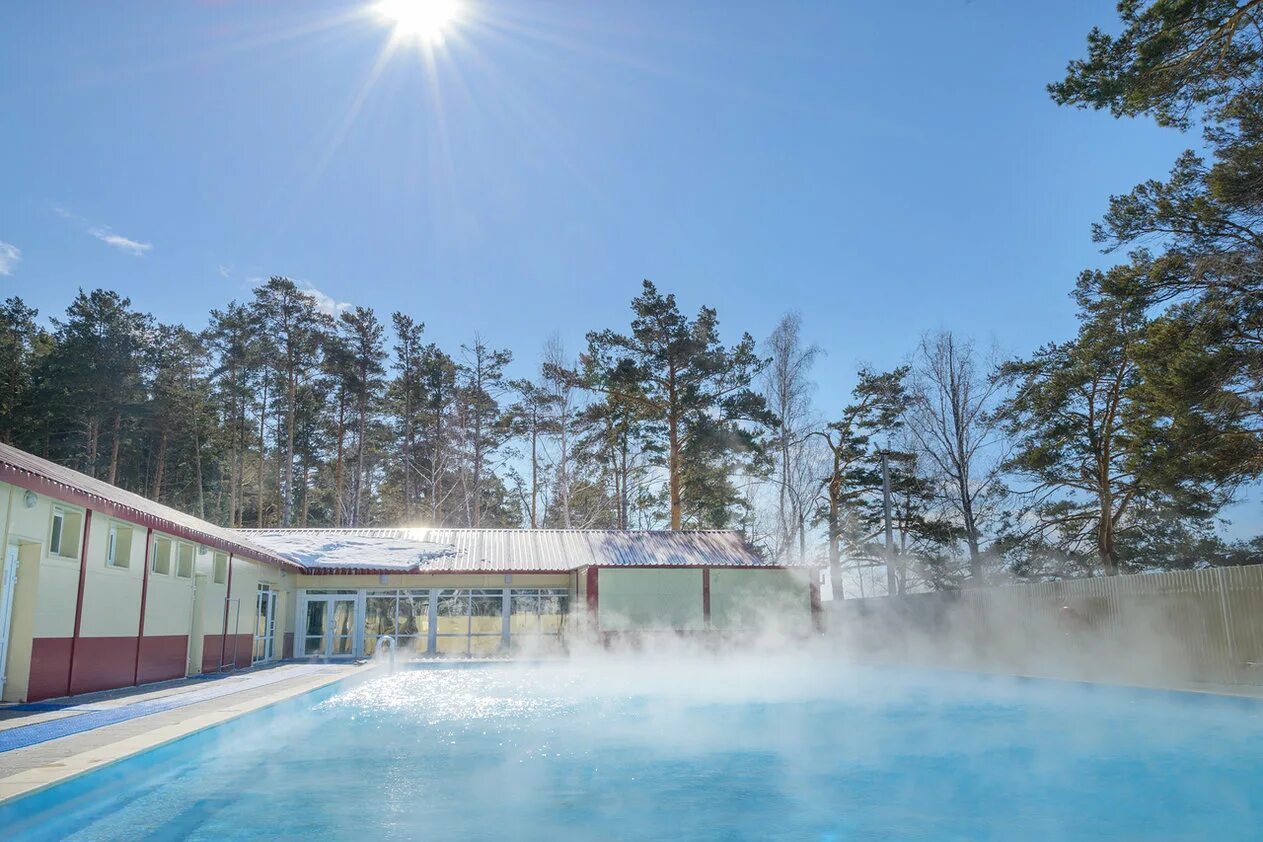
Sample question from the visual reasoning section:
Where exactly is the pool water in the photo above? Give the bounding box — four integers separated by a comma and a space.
4, 656, 1262, 840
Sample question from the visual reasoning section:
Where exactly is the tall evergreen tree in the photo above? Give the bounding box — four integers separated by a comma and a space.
43, 290, 150, 480
251, 278, 333, 527
579, 280, 773, 529
0, 297, 44, 447
456, 338, 512, 527
340, 306, 386, 527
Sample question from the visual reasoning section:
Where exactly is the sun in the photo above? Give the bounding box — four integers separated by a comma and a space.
375, 0, 461, 42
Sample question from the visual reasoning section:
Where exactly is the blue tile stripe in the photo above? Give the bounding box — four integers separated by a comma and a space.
0, 666, 328, 754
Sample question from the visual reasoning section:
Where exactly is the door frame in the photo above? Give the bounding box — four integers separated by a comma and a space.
0, 543, 19, 698
254, 584, 277, 663
298, 592, 358, 658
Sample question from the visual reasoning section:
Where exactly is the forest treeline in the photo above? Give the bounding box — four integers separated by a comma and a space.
3, 1, 1263, 591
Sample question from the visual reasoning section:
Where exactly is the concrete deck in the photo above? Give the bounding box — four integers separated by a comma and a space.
0, 661, 361, 804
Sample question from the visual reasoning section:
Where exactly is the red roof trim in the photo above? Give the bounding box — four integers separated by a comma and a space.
0, 462, 295, 572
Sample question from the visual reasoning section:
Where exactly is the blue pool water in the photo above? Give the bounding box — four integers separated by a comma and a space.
3, 657, 1262, 840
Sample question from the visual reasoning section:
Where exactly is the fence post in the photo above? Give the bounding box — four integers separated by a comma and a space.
1216, 566, 1238, 681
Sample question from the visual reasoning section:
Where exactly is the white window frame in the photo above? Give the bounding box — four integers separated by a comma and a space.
174, 542, 195, 580
106, 525, 117, 566
49, 507, 65, 557
105, 522, 133, 569
151, 537, 172, 576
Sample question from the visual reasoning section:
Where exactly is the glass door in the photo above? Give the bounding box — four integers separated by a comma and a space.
253, 585, 276, 663
303, 598, 329, 656
329, 597, 356, 656
302, 595, 358, 657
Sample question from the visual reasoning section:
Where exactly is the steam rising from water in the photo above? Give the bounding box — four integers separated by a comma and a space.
11, 653, 1263, 840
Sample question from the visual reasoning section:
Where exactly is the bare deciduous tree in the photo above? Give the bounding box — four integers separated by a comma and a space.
760, 312, 821, 561
903, 330, 1006, 583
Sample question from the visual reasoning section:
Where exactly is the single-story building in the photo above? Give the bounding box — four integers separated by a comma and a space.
0, 442, 819, 702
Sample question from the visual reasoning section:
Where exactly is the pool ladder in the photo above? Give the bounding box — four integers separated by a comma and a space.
377, 635, 397, 672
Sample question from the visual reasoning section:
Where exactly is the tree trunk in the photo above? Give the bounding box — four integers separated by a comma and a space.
529, 417, 538, 528
334, 398, 346, 528
257, 379, 268, 528
472, 411, 483, 528
152, 429, 168, 503
85, 416, 100, 478
299, 455, 311, 527
107, 412, 122, 485
355, 371, 368, 527
618, 433, 630, 530
432, 409, 445, 526
1098, 488, 1118, 575
827, 449, 842, 592
283, 362, 296, 527
667, 409, 681, 530
402, 390, 413, 520
192, 419, 205, 519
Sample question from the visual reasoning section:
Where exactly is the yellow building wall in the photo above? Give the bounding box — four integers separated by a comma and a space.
0, 486, 82, 642
142, 532, 196, 637
709, 568, 811, 631
598, 568, 704, 631
224, 556, 291, 659
196, 552, 230, 640
79, 517, 145, 638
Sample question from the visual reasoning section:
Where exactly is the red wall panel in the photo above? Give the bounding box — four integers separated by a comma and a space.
27, 637, 73, 702
201, 634, 223, 673
135, 635, 189, 684
69, 637, 140, 696
231, 634, 253, 669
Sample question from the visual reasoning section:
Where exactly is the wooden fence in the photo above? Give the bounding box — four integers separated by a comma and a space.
828, 565, 1263, 687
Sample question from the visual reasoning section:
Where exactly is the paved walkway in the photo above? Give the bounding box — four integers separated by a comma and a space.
0, 661, 360, 803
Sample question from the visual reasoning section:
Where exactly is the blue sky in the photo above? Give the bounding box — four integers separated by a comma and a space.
0, 0, 1191, 381
0, 3, 1197, 411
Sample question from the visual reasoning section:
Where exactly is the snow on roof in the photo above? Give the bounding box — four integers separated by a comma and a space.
233, 527, 777, 574
242, 529, 458, 572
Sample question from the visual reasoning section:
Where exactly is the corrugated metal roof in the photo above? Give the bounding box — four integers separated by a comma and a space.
0, 444, 783, 575
235, 528, 775, 573
0, 442, 295, 570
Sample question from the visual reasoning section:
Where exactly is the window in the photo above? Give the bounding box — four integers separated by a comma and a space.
212, 552, 228, 584
49, 506, 83, 559
106, 523, 133, 569
151, 537, 172, 575
50, 509, 63, 555
362, 589, 430, 657
175, 543, 194, 579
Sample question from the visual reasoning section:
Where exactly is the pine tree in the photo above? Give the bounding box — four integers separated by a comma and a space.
580, 280, 773, 530
251, 278, 333, 527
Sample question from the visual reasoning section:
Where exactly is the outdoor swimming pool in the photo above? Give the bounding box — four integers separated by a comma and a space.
3, 657, 1261, 840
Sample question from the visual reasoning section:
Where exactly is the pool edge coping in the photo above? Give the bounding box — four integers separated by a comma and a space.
0, 666, 359, 806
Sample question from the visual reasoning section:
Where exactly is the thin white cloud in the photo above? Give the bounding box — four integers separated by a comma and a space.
51, 205, 152, 257
88, 226, 151, 256
300, 283, 352, 316
217, 264, 233, 278
0, 241, 20, 275
237, 276, 351, 316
